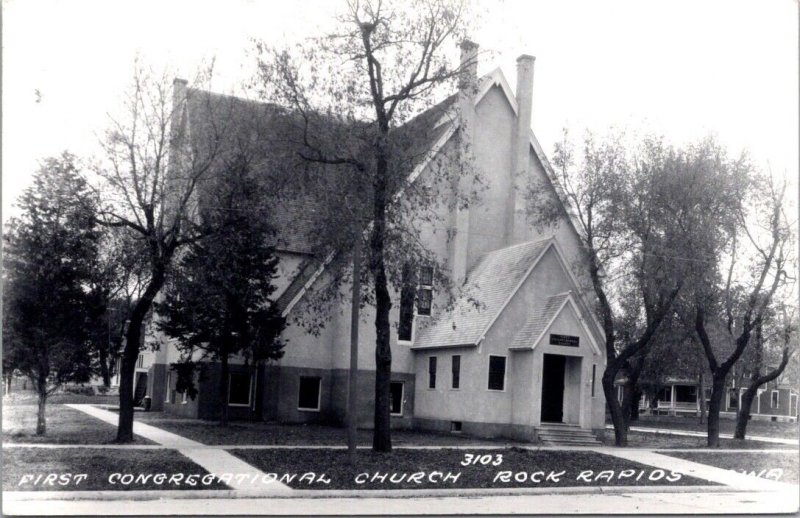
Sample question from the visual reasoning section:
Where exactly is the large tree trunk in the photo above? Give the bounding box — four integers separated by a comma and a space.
734, 348, 790, 439
706, 374, 726, 447
735, 386, 757, 439
117, 267, 166, 443
36, 379, 47, 436
219, 353, 230, 426
371, 152, 392, 453
602, 369, 628, 447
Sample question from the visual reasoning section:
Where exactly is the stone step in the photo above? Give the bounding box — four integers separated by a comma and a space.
539, 433, 600, 442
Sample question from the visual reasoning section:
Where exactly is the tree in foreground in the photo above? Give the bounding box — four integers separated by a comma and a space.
3, 153, 99, 434
94, 64, 241, 442
255, 0, 477, 451
688, 169, 794, 446
155, 157, 286, 425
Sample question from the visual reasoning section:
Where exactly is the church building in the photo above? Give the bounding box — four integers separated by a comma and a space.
144, 43, 607, 443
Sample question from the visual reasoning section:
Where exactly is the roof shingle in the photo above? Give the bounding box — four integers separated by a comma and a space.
509, 292, 570, 349
413, 238, 552, 349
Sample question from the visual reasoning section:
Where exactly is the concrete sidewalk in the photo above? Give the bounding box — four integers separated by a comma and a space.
596, 447, 796, 492
65, 404, 291, 493
614, 424, 800, 445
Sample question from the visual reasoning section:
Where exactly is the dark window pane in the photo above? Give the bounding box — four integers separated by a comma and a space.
298, 376, 321, 410
390, 382, 404, 415
419, 266, 433, 286
229, 373, 251, 405
398, 265, 415, 341
728, 389, 738, 409
417, 288, 432, 316
452, 355, 460, 389
428, 357, 437, 389
488, 356, 505, 391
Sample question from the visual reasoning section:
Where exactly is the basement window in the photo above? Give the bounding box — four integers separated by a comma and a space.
228, 372, 252, 407
451, 421, 462, 433
298, 376, 321, 411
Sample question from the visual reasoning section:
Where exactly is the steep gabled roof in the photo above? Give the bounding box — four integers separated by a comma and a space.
412, 238, 552, 349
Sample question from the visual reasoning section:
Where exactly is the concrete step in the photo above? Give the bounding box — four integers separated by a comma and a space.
537, 424, 602, 446
538, 428, 596, 436
539, 436, 599, 444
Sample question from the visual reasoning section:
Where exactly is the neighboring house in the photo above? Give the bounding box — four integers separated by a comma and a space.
141, 45, 608, 441
615, 373, 798, 423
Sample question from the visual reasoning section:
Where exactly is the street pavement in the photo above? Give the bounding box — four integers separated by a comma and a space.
4, 489, 798, 515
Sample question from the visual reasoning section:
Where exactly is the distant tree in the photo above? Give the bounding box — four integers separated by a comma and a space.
255, 0, 479, 451
690, 172, 793, 447
155, 156, 286, 425
85, 226, 149, 387
3, 153, 100, 434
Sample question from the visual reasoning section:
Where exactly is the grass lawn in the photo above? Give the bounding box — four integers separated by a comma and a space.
604, 431, 798, 450
629, 415, 799, 440
2, 404, 153, 445
231, 447, 715, 490
3, 448, 230, 491
3, 392, 120, 406
661, 451, 799, 485
129, 414, 509, 446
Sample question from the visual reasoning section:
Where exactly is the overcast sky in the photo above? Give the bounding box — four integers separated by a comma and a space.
3, 0, 798, 222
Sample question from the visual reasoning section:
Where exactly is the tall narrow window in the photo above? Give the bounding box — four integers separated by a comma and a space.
488, 356, 506, 391
451, 355, 461, 389
428, 357, 437, 389
165, 372, 171, 403
591, 364, 596, 397
772, 390, 779, 408
398, 264, 416, 341
136, 354, 144, 368
390, 382, 404, 415
417, 266, 434, 316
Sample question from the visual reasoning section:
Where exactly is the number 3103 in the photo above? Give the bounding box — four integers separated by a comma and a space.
460, 453, 503, 466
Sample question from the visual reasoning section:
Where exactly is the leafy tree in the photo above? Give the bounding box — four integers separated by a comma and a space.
155, 156, 286, 425
94, 64, 246, 442
526, 132, 745, 446
254, 0, 477, 451
3, 153, 100, 434
690, 172, 793, 446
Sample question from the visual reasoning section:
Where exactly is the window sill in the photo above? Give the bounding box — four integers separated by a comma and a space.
228, 403, 251, 407
298, 407, 321, 412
